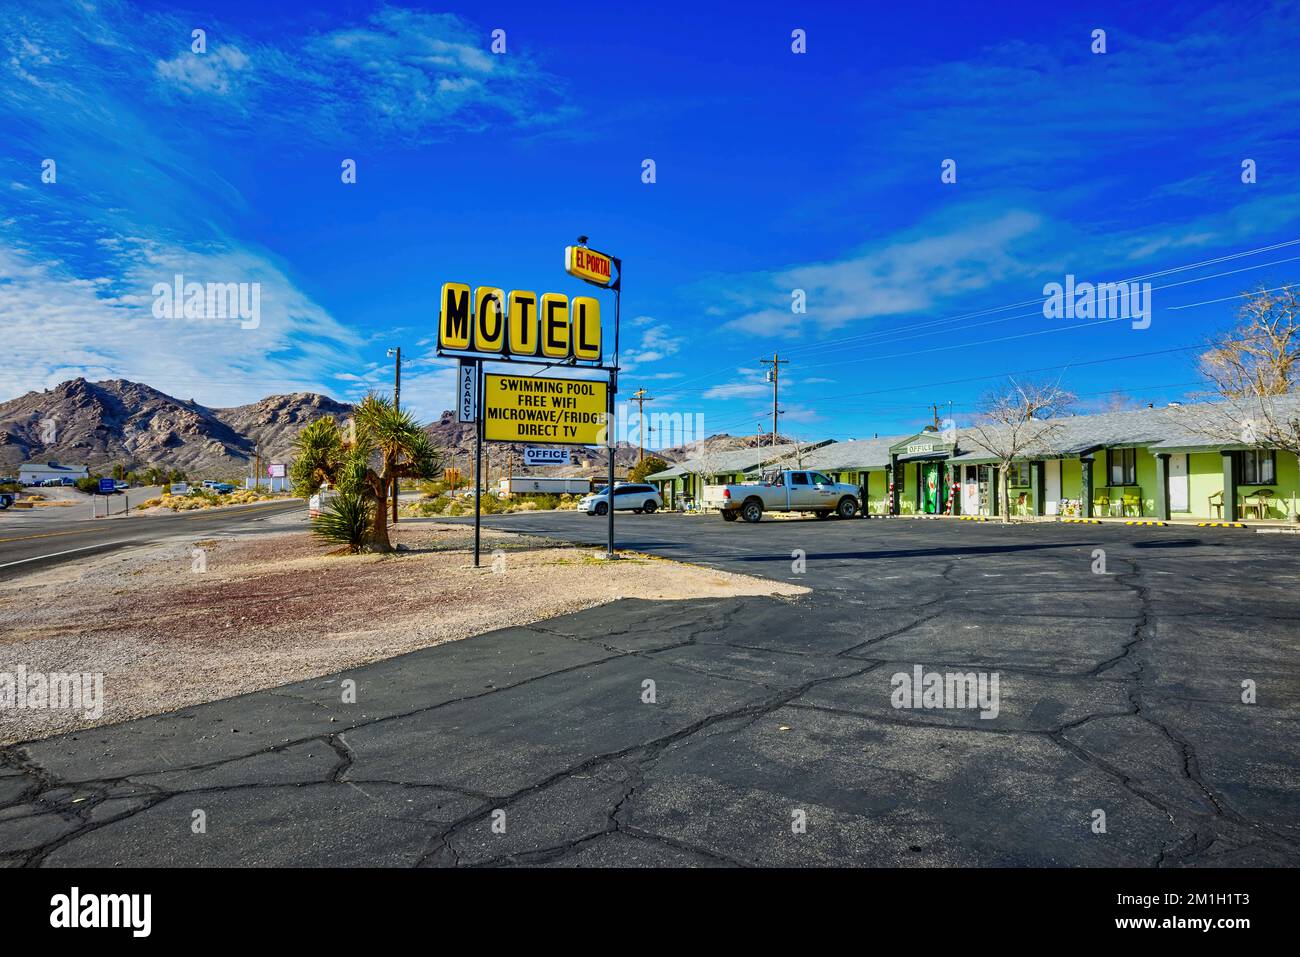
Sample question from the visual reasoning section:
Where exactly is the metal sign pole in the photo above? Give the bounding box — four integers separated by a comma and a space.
605, 260, 621, 560
473, 359, 483, 568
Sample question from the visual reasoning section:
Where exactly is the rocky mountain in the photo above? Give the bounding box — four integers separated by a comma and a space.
0, 379, 352, 479
0, 376, 782, 482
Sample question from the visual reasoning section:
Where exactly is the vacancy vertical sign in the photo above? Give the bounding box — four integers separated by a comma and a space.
457, 358, 482, 564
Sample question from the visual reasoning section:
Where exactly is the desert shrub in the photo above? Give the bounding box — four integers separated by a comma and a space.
446, 499, 466, 516
311, 489, 374, 553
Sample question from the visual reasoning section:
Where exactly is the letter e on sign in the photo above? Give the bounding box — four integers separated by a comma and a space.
475, 287, 506, 352
571, 296, 601, 360
508, 291, 538, 356
440, 283, 472, 350
541, 293, 570, 358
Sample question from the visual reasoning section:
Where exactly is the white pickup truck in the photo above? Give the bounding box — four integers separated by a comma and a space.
703, 469, 861, 523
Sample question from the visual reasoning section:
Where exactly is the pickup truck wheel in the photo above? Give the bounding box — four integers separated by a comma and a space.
643, 501, 657, 513
721, 509, 738, 521
836, 496, 858, 519
594, 502, 608, 516
740, 499, 763, 523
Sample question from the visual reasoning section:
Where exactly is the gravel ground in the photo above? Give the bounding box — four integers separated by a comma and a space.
0, 518, 806, 744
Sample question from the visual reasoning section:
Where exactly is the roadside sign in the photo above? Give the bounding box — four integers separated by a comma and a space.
98, 477, 115, 494
170, 483, 189, 495
564, 246, 615, 287
439, 284, 601, 361
483, 374, 607, 445
457, 359, 479, 423
524, 447, 571, 466
267, 462, 286, 478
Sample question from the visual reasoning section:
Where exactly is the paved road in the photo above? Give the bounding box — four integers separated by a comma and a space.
1, 512, 1297, 866
0, 499, 304, 577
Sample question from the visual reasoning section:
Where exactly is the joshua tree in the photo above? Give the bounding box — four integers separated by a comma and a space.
291, 394, 439, 552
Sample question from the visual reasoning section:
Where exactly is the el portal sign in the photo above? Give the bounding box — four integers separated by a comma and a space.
564, 245, 615, 287
483, 374, 607, 444
438, 284, 601, 361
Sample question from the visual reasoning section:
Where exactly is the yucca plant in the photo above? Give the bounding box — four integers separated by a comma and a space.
311, 487, 374, 553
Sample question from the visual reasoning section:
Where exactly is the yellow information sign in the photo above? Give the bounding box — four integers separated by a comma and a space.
483, 374, 608, 444
565, 246, 614, 286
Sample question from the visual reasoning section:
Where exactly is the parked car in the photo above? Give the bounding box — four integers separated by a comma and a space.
704, 469, 861, 523
580, 483, 662, 516
114, 481, 131, 490
0, 491, 13, 510
209, 482, 235, 494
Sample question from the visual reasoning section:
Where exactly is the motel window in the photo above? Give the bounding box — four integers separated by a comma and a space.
1108, 448, 1137, 486
1239, 450, 1276, 485
1006, 462, 1030, 487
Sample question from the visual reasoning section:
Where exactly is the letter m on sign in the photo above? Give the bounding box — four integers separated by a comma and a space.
440, 283, 472, 351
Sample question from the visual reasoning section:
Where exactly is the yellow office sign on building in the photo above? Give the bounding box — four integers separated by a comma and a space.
483, 374, 608, 444
440, 283, 601, 361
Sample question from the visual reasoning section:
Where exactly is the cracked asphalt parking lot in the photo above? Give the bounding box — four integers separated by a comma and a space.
2, 513, 1298, 867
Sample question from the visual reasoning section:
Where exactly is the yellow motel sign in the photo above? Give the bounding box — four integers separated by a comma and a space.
483, 374, 608, 444
440, 283, 601, 361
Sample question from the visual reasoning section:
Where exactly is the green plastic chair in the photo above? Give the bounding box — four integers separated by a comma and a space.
1121, 490, 1141, 517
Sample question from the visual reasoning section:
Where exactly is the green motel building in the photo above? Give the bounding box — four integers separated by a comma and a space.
648, 396, 1300, 523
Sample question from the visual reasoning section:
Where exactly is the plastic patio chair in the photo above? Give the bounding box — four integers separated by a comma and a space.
1245, 489, 1274, 520
1093, 493, 1110, 518
1208, 490, 1223, 519
1121, 491, 1141, 517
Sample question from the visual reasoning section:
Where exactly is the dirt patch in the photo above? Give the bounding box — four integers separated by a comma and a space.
0, 521, 805, 744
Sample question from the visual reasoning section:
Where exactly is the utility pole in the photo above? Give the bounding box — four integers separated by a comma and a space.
387, 347, 401, 523
760, 353, 788, 447
630, 388, 655, 464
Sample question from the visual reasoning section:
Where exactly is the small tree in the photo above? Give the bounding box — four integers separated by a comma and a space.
963, 379, 1076, 522
291, 394, 439, 552
629, 454, 668, 483
1199, 284, 1299, 398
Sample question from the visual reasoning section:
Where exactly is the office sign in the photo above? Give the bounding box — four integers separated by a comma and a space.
267, 462, 286, 478
524, 446, 571, 466
440, 283, 601, 361
483, 374, 607, 444
457, 359, 478, 423
564, 246, 615, 287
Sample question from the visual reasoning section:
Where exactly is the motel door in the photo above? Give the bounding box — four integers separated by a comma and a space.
962, 465, 980, 515
920, 462, 948, 514
1044, 459, 1062, 515
1169, 454, 1189, 512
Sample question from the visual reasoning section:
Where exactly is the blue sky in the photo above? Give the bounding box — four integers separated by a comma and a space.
2, 0, 1298, 444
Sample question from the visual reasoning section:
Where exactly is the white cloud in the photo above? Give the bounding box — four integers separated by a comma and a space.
720, 209, 1047, 337
156, 45, 250, 96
